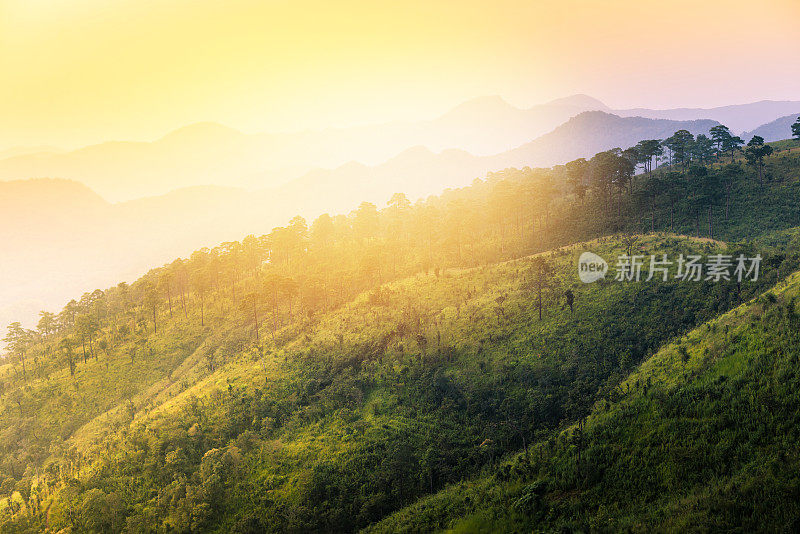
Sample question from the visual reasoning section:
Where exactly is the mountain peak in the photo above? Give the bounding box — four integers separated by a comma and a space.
545, 94, 610, 111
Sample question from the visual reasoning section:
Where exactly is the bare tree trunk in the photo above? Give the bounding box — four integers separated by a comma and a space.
253, 303, 259, 343
708, 205, 713, 239
537, 283, 543, 321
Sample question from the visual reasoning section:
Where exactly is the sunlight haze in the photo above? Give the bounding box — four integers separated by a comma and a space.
1, 0, 798, 148
4, 1, 800, 531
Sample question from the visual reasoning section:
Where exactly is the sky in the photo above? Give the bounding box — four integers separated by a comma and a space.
1, 0, 799, 148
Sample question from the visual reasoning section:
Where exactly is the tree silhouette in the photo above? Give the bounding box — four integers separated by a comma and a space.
36, 311, 56, 337
690, 166, 723, 238
720, 163, 741, 219
635, 139, 663, 173
142, 283, 160, 334
528, 257, 553, 321
692, 134, 715, 165
4, 323, 32, 381
722, 134, 744, 163
59, 337, 77, 376
664, 130, 694, 170
192, 269, 213, 327
158, 273, 174, 317
590, 150, 620, 215
262, 274, 288, 341
642, 175, 667, 232
745, 135, 774, 188
709, 125, 732, 158
565, 158, 589, 204
76, 313, 99, 362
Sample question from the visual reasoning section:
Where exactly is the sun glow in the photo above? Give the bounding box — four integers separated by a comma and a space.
1, 0, 798, 148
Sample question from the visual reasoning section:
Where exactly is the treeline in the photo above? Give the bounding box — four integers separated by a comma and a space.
3, 123, 798, 384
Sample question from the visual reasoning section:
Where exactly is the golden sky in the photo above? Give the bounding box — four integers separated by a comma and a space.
1, 0, 798, 147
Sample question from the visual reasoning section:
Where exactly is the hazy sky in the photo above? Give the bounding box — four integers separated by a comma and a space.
1, 0, 798, 148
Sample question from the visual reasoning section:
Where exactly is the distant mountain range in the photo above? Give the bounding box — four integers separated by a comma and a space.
741, 112, 800, 142
2, 95, 796, 201
488, 112, 719, 169
0, 111, 729, 330
0, 95, 608, 201
614, 100, 800, 135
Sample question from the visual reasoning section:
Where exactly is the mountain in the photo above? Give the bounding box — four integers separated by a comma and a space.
741, 112, 800, 142
430, 94, 611, 155
0, 95, 608, 201
0, 129, 279, 202
489, 111, 719, 169
371, 263, 800, 532
547, 93, 611, 111
2, 146, 800, 531
614, 99, 800, 134
278, 111, 723, 211
1, 95, 794, 201
0, 112, 742, 332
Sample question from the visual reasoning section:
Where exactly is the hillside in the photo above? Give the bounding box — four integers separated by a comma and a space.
0, 233, 791, 533
5, 1, 800, 531
370, 259, 800, 533
2, 133, 800, 532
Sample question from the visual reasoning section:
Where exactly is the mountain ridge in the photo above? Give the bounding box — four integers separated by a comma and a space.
741, 112, 800, 142
0, 111, 757, 333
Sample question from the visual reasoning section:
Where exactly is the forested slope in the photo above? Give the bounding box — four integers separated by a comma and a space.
0, 232, 790, 533
1, 135, 800, 532
370, 267, 800, 533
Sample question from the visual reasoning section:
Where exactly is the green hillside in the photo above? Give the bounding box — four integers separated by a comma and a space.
0, 233, 787, 533
369, 269, 800, 533
1, 136, 800, 532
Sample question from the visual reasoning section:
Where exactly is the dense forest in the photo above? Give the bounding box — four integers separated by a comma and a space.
1, 123, 800, 532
